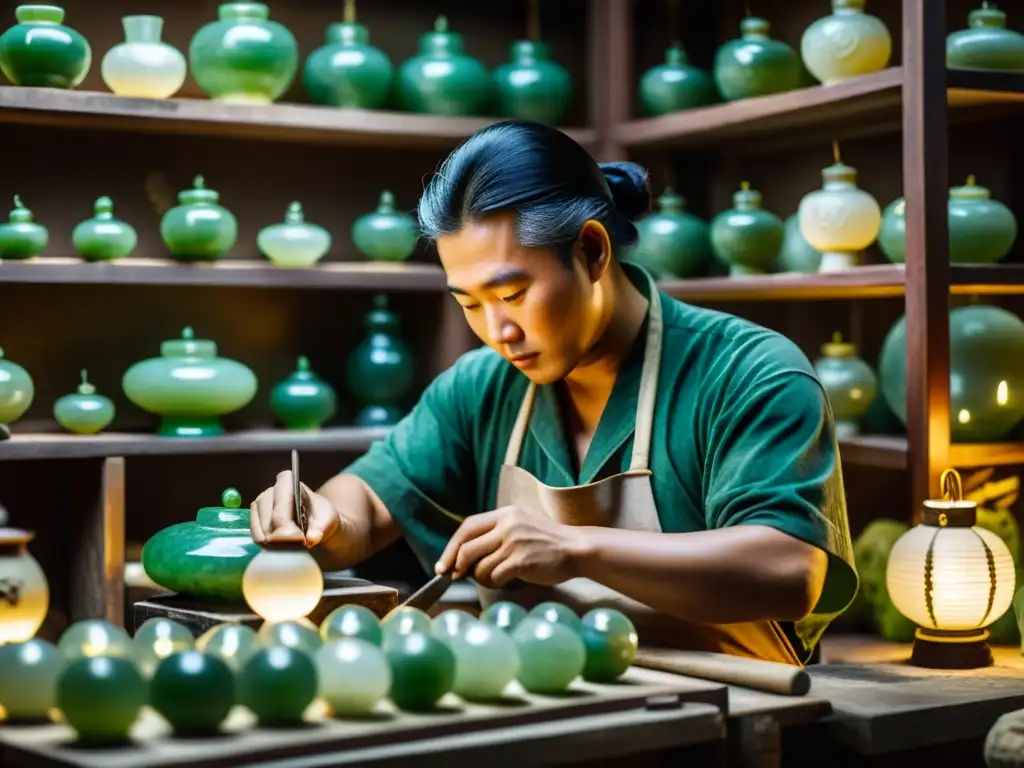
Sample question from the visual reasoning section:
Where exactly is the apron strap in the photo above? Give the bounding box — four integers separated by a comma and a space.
630, 282, 663, 472
503, 381, 537, 467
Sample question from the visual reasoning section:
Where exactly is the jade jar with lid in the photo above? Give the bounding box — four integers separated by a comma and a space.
0, 4, 91, 89
189, 2, 298, 104
396, 15, 492, 116
947, 2, 1024, 71
813, 332, 877, 438
628, 188, 711, 279
141, 488, 261, 602
121, 326, 258, 437
72, 196, 137, 262
713, 17, 800, 101
352, 191, 419, 262
347, 295, 416, 427
638, 43, 717, 116
0, 196, 47, 260
303, 18, 393, 109
800, 0, 892, 85
53, 370, 115, 435
0, 348, 33, 440
778, 213, 822, 272
160, 176, 238, 262
493, 39, 572, 125
709, 182, 784, 275
257, 201, 331, 268
269, 356, 337, 430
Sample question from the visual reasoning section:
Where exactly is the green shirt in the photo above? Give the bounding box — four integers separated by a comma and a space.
345, 264, 858, 658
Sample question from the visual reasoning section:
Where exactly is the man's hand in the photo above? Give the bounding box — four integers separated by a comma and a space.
434, 506, 586, 588
249, 470, 344, 548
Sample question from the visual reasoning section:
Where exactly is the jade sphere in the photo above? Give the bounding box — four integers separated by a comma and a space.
448, 621, 520, 701
512, 618, 586, 694
320, 604, 383, 646
150, 651, 235, 735
257, 620, 322, 657
385, 631, 456, 711
239, 646, 318, 726
316, 638, 392, 716
0, 638, 64, 721
381, 606, 432, 642
579, 608, 638, 682
132, 617, 193, 678
527, 602, 582, 633
196, 622, 258, 672
432, 609, 480, 641
57, 619, 132, 660
57, 656, 146, 743
480, 601, 527, 632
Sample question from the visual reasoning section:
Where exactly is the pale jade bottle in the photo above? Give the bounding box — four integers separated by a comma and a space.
101, 16, 187, 99
801, 0, 892, 84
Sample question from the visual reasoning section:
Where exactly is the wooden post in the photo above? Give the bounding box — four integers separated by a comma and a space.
588, 0, 632, 162
902, 0, 950, 516
69, 457, 126, 626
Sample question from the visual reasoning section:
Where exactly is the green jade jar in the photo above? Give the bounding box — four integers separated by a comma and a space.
258, 201, 331, 268
0, 4, 91, 88
347, 294, 416, 427
713, 16, 799, 101
709, 182, 784, 276
947, 2, 1024, 72
269, 356, 337, 430
638, 43, 717, 115
160, 176, 238, 262
813, 333, 877, 438
121, 326, 258, 437
0, 196, 47, 260
53, 370, 115, 435
142, 488, 260, 602
777, 213, 822, 273
303, 17, 393, 109
0, 348, 33, 441
628, 188, 711, 279
493, 39, 572, 124
72, 196, 137, 262
352, 190, 419, 262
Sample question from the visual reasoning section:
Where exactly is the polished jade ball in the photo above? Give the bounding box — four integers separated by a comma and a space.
316, 638, 392, 717
480, 601, 528, 632
150, 650, 235, 735
132, 617, 194, 678
57, 656, 147, 743
58, 619, 133, 661
381, 606, 432, 643
512, 617, 586, 694
579, 608, 639, 682
257, 620, 322, 657
320, 604, 383, 646
384, 631, 456, 711
527, 602, 582, 633
448, 621, 520, 702
238, 645, 318, 727
0, 639, 65, 721
196, 622, 259, 672
431, 609, 480, 641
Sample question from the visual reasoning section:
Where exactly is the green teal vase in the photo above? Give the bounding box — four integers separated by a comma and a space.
160, 176, 238, 262
396, 15, 492, 116
269, 356, 337, 430
303, 20, 392, 109
493, 39, 572, 124
813, 333, 877, 438
257, 201, 331, 268
713, 17, 800, 101
638, 43, 717, 115
351, 190, 419, 262
777, 213, 822, 272
53, 370, 115, 435
142, 488, 260, 601
0, 4, 91, 88
879, 305, 1024, 442
627, 188, 711, 279
0, 347, 33, 439
121, 326, 258, 437
947, 3, 1024, 71
347, 294, 416, 427
72, 196, 137, 262
189, 2, 298, 104
709, 182, 784, 275
0, 196, 47, 260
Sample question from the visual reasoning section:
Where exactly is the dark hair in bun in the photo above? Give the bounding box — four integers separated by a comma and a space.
419, 120, 649, 266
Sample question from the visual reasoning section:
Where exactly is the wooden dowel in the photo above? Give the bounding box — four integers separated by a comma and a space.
634, 647, 811, 696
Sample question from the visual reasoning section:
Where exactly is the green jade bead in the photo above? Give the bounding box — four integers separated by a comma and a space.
579, 608, 638, 682
131, 617, 194, 678
196, 622, 258, 672
316, 638, 392, 716
57, 656, 146, 743
448, 621, 519, 702
258, 619, 323, 657
57, 619, 133, 660
381, 606, 432, 642
432, 609, 480, 640
150, 650, 235, 735
238, 645, 318, 726
0, 196, 48, 260
320, 604, 383, 646
351, 190, 419, 263
0, 638, 64, 721
512, 617, 586, 694
480, 601, 527, 632
53, 369, 115, 435
269, 355, 337, 431
528, 601, 582, 633
72, 196, 137, 262
385, 631, 456, 712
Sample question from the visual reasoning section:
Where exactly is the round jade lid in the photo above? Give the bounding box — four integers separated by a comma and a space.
8, 195, 35, 224
732, 181, 763, 209
283, 201, 306, 224
0, 527, 34, 555
740, 16, 771, 38
832, 0, 866, 12
657, 188, 686, 213
178, 176, 220, 206
365, 293, 400, 331
821, 331, 857, 358
969, 2, 1006, 29
327, 21, 369, 46
160, 327, 218, 358
91, 196, 116, 220
15, 5, 65, 24
290, 355, 318, 380
950, 175, 991, 200
420, 15, 464, 55
664, 43, 690, 66
195, 488, 248, 529
218, 2, 269, 22
73, 369, 98, 396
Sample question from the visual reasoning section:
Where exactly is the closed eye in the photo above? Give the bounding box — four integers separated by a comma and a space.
502, 289, 525, 303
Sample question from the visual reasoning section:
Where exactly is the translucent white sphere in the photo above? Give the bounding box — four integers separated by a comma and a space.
316, 638, 391, 716
242, 549, 324, 623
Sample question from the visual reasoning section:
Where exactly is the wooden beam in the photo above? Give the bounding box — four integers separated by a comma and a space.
69, 457, 125, 626
588, 0, 632, 162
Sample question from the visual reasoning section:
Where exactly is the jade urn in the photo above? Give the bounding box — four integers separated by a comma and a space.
639, 43, 717, 115
0, 4, 91, 89
269, 356, 337, 430
72, 196, 137, 262
101, 15, 187, 99
121, 326, 258, 437
257, 201, 331, 268
628, 188, 711, 279
142, 487, 261, 601
713, 17, 800, 101
800, 0, 892, 85
709, 182, 784, 275
53, 370, 115, 435
160, 176, 238, 262
303, 19, 393, 109
813, 332, 877, 438
352, 190, 419, 262
347, 294, 416, 427
396, 15, 492, 116
947, 3, 1024, 72
493, 40, 572, 124
0, 348, 34, 440
0, 196, 47, 260
778, 213, 822, 272
189, 2, 298, 104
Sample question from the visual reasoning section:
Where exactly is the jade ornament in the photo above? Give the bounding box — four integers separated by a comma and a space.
580, 608, 638, 683
101, 15, 187, 99
493, 39, 572, 125
160, 176, 238, 262
0, 4, 91, 89
142, 488, 260, 601
0, 529, 48, 645
150, 650, 235, 736
709, 182, 784, 275
131, 617, 193, 678
480, 600, 527, 632
258, 201, 331, 268
0, 196, 48, 260
53, 370, 115, 435
238, 645, 318, 727
638, 43, 717, 115
347, 294, 416, 427
57, 619, 132, 660
512, 617, 585, 694
432, 608, 480, 640
320, 603, 383, 646
303, 16, 393, 109
713, 17, 800, 101
270, 356, 337, 430
316, 638, 392, 716
777, 213, 822, 273
72, 196, 137, 261
385, 631, 456, 711
352, 190, 419, 262
813, 332, 877, 438
948, 3, 1024, 71
628, 188, 711, 279
257, 619, 323, 657
0, 638, 64, 721
448, 621, 520, 701
800, 0, 892, 85
196, 622, 258, 671
57, 656, 146, 743
528, 601, 583, 633
122, 327, 258, 437
381, 606, 432, 641
0, 348, 34, 440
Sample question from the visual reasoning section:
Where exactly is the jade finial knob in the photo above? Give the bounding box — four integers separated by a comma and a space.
434, 15, 448, 32
221, 488, 242, 508
9, 196, 32, 223
77, 370, 96, 395
285, 201, 304, 223
372, 293, 388, 309
182, 326, 194, 339
0, 348, 5, 360
378, 190, 396, 211
94, 196, 114, 218
193, 175, 206, 190
297, 355, 310, 371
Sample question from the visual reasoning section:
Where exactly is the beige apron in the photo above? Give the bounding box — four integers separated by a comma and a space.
477, 282, 803, 666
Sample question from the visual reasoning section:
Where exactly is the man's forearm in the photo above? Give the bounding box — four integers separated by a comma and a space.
569, 524, 828, 625
313, 473, 401, 571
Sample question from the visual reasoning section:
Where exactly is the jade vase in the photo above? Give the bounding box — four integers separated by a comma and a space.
257, 201, 331, 268
947, 3, 1024, 72
101, 15, 187, 99
0, 348, 34, 439
72, 196, 137, 262
713, 17, 800, 101
303, 20, 393, 109
879, 305, 1024, 442
627, 188, 711, 279
800, 0, 892, 85
141, 488, 261, 601
269, 356, 337, 430
160, 176, 238, 262
53, 370, 115, 435
347, 294, 416, 427
777, 213, 822, 272
0, 528, 49, 645
813, 332, 877, 438
638, 43, 717, 115
121, 326, 258, 437
352, 190, 419, 262
0, 196, 47, 260
493, 40, 572, 125
709, 182, 784, 275
396, 15, 492, 116
0, 4, 91, 89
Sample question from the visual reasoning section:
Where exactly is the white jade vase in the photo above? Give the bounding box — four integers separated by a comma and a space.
799, 155, 880, 272
800, 0, 892, 85
101, 15, 187, 99
0, 528, 49, 645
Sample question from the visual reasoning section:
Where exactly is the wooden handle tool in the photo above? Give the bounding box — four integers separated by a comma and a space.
634, 647, 811, 696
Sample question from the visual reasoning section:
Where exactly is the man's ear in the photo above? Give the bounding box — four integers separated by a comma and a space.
572, 219, 612, 283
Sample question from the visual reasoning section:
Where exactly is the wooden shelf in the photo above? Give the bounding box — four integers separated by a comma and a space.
839, 435, 908, 470
950, 442, 1024, 469
0, 87, 596, 149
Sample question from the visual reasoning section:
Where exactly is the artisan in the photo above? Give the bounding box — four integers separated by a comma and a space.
249, 120, 858, 666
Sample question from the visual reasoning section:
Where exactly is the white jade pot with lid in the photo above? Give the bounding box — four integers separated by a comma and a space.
101, 15, 187, 99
